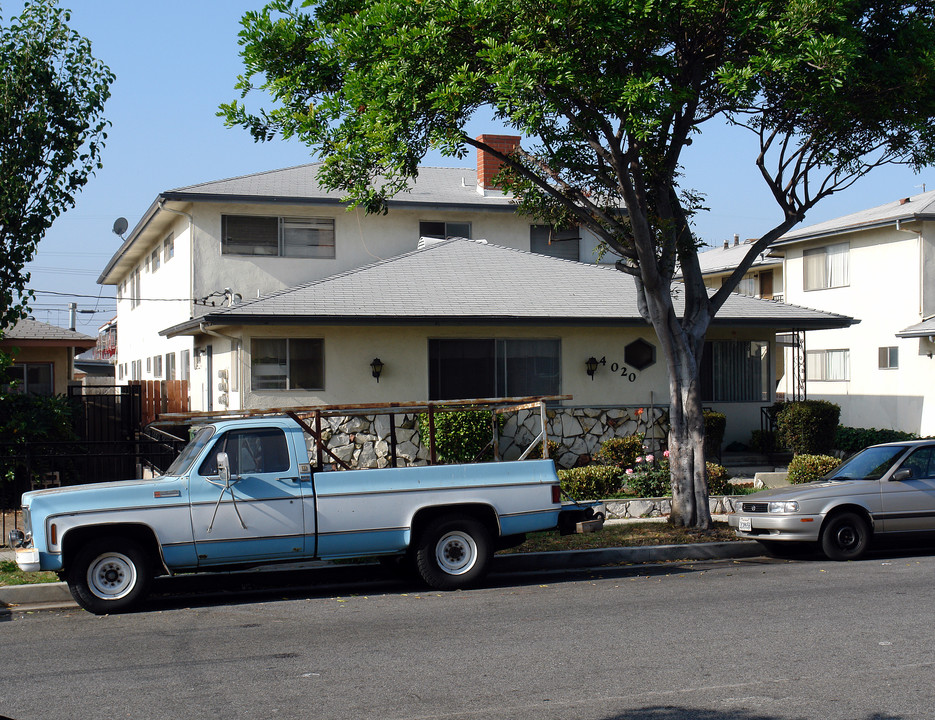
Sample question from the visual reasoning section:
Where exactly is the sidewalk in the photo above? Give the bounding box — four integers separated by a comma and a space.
1, 518, 760, 613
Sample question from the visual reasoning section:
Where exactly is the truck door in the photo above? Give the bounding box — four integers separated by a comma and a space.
190, 426, 307, 565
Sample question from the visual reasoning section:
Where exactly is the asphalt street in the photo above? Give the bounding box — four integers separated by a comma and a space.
3, 549, 935, 720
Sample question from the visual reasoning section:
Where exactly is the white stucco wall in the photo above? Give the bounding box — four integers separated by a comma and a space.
188, 324, 774, 446
780, 222, 935, 435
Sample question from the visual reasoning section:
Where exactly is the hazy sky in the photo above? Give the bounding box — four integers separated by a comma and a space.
17, 0, 932, 331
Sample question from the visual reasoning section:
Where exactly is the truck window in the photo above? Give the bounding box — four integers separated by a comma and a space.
164, 426, 216, 476
198, 428, 291, 476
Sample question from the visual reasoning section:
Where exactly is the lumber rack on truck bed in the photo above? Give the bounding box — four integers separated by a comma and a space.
154, 395, 571, 472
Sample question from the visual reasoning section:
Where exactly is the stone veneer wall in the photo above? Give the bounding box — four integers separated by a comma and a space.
603, 495, 740, 519
308, 405, 670, 470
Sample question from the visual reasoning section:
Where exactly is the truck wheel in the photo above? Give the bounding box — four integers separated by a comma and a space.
415, 515, 491, 590
67, 537, 151, 614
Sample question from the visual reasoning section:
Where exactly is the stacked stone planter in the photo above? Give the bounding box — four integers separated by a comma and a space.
306, 405, 669, 470
603, 495, 741, 519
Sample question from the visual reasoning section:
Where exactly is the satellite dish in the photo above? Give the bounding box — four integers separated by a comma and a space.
112, 217, 128, 237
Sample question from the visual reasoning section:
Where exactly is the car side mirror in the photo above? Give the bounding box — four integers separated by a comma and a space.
892, 468, 913, 482
217, 452, 231, 485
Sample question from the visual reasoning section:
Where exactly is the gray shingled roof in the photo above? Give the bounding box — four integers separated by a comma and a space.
1, 318, 95, 345
162, 239, 854, 336
694, 240, 781, 275
774, 189, 935, 245
163, 163, 513, 211
897, 318, 935, 338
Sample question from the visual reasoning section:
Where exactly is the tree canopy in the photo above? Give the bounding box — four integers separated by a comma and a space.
224, 0, 935, 526
0, 0, 113, 332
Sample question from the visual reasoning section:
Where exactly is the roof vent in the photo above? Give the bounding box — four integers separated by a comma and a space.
733, 233, 740, 246
723, 239, 729, 249
900, 197, 911, 205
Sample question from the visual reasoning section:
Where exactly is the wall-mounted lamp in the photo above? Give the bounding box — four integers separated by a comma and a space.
370, 357, 384, 383
585, 356, 599, 380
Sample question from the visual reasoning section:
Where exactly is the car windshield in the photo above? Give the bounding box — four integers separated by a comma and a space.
163, 426, 216, 476
825, 445, 908, 481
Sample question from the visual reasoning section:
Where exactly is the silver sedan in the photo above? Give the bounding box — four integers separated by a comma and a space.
728, 440, 935, 560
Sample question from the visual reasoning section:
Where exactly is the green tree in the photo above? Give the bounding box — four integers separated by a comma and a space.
223, 0, 935, 527
0, 0, 113, 331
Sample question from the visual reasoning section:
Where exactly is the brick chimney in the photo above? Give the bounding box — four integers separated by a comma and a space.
476, 134, 521, 190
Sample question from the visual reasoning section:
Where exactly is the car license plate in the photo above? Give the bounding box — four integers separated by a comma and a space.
738, 516, 752, 532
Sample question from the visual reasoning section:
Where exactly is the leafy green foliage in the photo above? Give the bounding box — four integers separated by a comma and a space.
225, 0, 935, 526
705, 462, 731, 495
557, 466, 623, 501
776, 400, 841, 455
703, 411, 727, 457
595, 435, 644, 470
624, 455, 671, 498
749, 429, 778, 454
526, 438, 560, 460
417, 410, 503, 463
0, 0, 114, 330
787, 454, 842, 484
834, 426, 918, 453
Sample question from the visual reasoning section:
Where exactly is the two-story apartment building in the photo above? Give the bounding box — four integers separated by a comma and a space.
97, 136, 606, 401
771, 189, 935, 435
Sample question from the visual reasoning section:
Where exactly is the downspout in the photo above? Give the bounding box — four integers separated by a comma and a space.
895, 219, 923, 315
157, 201, 195, 319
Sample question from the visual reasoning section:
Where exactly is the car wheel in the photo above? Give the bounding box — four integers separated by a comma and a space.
820, 512, 870, 561
415, 515, 491, 590
67, 537, 151, 614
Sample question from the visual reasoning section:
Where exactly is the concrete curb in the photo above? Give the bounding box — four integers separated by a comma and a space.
1, 541, 761, 612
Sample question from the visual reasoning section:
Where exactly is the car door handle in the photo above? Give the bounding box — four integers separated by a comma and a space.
279, 477, 302, 483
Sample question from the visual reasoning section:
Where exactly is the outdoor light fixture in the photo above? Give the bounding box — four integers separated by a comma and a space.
370, 358, 384, 382
585, 356, 599, 380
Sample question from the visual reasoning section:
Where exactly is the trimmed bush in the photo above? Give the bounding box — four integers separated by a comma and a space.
834, 426, 917, 453
787, 454, 842, 484
417, 410, 504, 463
703, 410, 727, 457
595, 435, 644, 469
749, 429, 777, 454
706, 462, 732, 495
776, 400, 841, 455
558, 466, 623, 500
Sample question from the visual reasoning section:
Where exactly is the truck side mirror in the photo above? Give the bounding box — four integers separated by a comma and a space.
217, 452, 231, 485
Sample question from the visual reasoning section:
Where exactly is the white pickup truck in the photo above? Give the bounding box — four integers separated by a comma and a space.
10, 410, 599, 614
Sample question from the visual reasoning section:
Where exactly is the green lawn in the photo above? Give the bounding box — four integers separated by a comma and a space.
502, 520, 740, 553
0, 560, 59, 587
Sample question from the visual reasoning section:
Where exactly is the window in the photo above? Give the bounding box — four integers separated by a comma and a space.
804, 242, 848, 290
146, 356, 152, 373
153, 355, 163, 378
151, 248, 160, 272
419, 221, 471, 240
700, 341, 770, 402
429, 339, 561, 400
163, 233, 174, 261
251, 338, 324, 390
131, 360, 141, 380
3, 363, 53, 395
130, 267, 141, 308
198, 428, 290, 476
118, 363, 124, 381
806, 349, 849, 381
165, 352, 176, 381
180, 349, 190, 381
899, 446, 935, 480
530, 225, 580, 261
735, 275, 757, 297
222, 215, 335, 258
878, 346, 898, 370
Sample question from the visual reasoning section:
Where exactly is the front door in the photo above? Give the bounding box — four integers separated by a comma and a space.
881, 446, 935, 533
190, 426, 307, 565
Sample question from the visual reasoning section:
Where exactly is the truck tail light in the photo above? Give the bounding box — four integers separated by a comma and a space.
552, 485, 561, 504
50, 523, 57, 546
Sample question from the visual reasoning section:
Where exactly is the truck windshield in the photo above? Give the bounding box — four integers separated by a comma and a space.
825, 445, 908, 481
163, 426, 216, 476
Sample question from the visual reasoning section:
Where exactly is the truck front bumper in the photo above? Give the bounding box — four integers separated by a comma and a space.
14, 546, 41, 573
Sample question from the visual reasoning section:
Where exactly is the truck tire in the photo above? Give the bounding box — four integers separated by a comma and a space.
415, 515, 492, 590
67, 537, 151, 614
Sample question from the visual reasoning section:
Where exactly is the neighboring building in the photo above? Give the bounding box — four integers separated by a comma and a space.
160, 239, 853, 445
771, 189, 935, 435
0, 318, 96, 395
697, 234, 784, 301
97, 136, 609, 398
